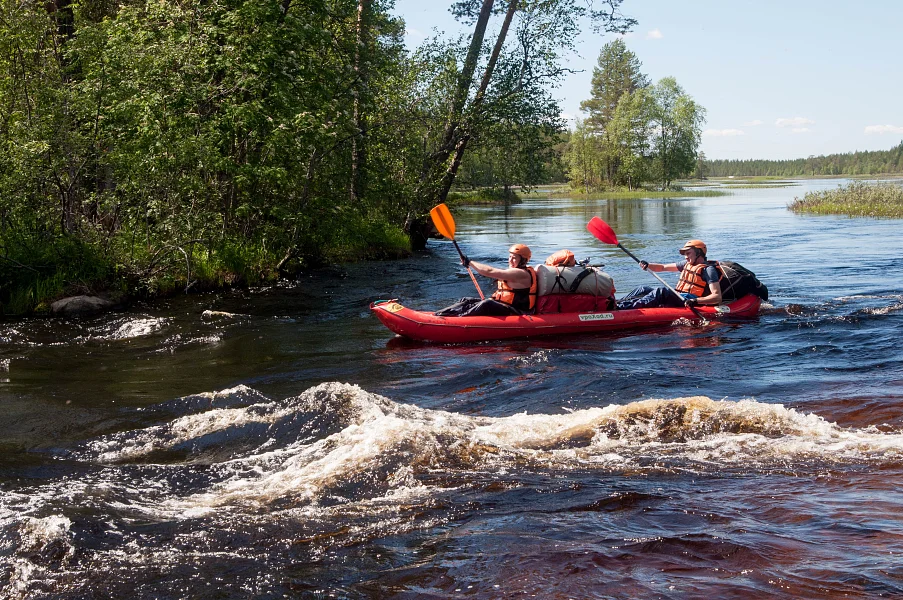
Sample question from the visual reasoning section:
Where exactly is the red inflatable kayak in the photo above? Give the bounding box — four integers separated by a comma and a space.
370, 294, 762, 343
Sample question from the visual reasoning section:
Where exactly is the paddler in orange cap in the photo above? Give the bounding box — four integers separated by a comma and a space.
435, 244, 538, 317
616, 239, 723, 309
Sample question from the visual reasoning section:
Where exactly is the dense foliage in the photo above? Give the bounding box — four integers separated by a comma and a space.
0, 0, 634, 314
563, 42, 705, 191
704, 143, 903, 177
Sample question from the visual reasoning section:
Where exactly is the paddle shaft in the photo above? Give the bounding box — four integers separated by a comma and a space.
617, 243, 707, 321
452, 240, 485, 300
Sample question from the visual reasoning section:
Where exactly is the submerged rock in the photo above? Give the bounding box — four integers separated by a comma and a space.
50, 295, 116, 317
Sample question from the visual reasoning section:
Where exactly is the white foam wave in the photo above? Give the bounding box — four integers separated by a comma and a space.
71, 316, 170, 343
862, 302, 903, 316
155, 333, 223, 352
110, 317, 168, 340
2, 515, 75, 600
72, 383, 903, 519
17, 515, 73, 555
511, 350, 552, 366
201, 310, 248, 319
85, 385, 272, 462
140, 385, 903, 516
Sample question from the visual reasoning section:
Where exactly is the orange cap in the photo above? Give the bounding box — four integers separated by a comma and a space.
508, 244, 532, 261
679, 239, 707, 255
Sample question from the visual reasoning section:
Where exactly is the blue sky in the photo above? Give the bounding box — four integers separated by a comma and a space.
392, 0, 903, 161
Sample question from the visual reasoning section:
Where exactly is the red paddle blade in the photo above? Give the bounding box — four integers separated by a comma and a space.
587, 216, 619, 245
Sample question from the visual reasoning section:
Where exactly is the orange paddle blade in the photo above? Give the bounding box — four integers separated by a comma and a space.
586, 216, 619, 245
430, 204, 456, 240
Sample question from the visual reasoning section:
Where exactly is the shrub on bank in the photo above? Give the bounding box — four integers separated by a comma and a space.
788, 181, 903, 218
0, 235, 118, 315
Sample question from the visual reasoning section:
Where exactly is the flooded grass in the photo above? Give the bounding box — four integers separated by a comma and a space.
523, 185, 728, 199
712, 177, 799, 188
788, 180, 903, 218
722, 183, 798, 189
447, 189, 522, 205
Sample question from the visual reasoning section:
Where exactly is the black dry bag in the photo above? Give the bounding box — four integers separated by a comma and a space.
717, 261, 769, 302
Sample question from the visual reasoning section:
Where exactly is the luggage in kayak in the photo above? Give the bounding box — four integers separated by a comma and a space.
535, 265, 615, 297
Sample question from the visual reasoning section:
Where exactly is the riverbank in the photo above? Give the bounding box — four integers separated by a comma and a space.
446, 188, 523, 205
522, 183, 728, 199
788, 180, 903, 218
0, 218, 411, 317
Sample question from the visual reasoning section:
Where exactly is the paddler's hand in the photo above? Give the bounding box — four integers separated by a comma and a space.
680, 293, 698, 307
639, 260, 649, 270
461, 254, 470, 268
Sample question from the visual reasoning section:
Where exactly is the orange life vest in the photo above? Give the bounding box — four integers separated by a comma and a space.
676, 262, 721, 297
492, 266, 537, 311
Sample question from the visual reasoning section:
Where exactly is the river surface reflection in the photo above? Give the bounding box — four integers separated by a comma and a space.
1, 180, 902, 598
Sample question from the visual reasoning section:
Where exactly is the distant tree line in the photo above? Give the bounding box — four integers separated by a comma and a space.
0, 0, 635, 313
702, 142, 903, 177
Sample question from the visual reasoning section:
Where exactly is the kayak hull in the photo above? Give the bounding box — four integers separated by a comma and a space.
370, 295, 762, 343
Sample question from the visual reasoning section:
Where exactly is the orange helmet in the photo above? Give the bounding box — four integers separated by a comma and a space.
679, 239, 707, 256
508, 244, 532, 262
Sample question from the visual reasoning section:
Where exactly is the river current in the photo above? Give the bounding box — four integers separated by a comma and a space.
2, 180, 902, 598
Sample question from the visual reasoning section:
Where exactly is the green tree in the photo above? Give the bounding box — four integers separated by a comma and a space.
648, 77, 705, 189
563, 118, 604, 192
580, 38, 649, 131
693, 151, 710, 179
578, 39, 648, 185
606, 87, 653, 189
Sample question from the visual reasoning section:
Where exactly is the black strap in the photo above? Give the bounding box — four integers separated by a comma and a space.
567, 268, 594, 293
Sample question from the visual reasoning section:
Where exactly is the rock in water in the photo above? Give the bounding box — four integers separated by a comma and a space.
50, 295, 115, 316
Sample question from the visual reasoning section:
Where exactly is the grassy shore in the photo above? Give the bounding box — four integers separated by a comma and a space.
446, 188, 522, 205
788, 180, 903, 218
707, 177, 798, 189
522, 183, 728, 199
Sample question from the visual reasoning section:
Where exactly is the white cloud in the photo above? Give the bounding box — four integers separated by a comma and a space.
561, 112, 576, 123
791, 128, 811, 134
743, 120, 764, 127
864, 124, 903, 135
776, 117, 815, 128
405, 27, 425, 40
704, 128, 745, 137
646, 29, 663, 39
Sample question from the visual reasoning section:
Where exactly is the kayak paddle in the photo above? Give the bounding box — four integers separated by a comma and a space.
430, 203, 485, 300
586, 216, 707, 322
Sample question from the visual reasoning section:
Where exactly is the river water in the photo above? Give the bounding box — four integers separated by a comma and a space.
2, 180, 902, 598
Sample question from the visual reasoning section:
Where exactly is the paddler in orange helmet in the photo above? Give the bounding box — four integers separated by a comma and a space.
435, 244, 538, 317
616, 239, 723, 309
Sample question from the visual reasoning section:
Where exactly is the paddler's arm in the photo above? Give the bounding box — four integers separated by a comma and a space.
468, 261, 533, 287
695, 280, 723, 306
640, 262, 680, 273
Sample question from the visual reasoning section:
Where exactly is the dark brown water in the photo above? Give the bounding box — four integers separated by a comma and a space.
2, 180, 903, 598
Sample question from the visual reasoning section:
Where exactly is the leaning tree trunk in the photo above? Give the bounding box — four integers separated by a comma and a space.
350, 0, 370, 204
436, 0, 518, 204
406, 0, 496, 246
